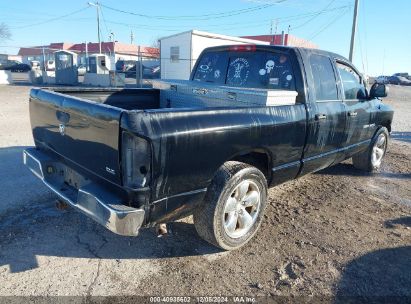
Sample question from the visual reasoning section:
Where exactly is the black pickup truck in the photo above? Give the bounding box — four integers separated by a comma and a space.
24, 45, 393, 250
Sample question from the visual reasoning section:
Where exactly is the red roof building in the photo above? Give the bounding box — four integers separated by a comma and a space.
241, 34, 318, 49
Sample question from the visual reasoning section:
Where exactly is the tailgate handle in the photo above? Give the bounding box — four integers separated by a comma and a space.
315, 114, 327, 121
348, 111, 358, 117
227, 92, 237, 100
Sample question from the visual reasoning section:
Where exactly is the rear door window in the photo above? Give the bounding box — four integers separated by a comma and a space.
309, 54, 338, 101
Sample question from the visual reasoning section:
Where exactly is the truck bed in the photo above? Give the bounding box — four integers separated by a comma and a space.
30, 86, 307, 193
52, 87, 161, 110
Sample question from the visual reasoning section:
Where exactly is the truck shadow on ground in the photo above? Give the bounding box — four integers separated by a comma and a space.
0, 201, 221, 273
391, 132, 411, 144
384, 216, 411, 229
315, 163, 411, 180
335, 217, 411, 300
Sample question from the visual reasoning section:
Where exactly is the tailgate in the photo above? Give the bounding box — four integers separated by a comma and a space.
29, 88, 123, 184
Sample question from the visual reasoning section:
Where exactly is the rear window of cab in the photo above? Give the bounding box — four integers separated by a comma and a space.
193, 50, 296, 91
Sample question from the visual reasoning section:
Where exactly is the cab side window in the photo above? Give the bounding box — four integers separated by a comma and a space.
309, 54, 338, 101
336, 62, 366, 100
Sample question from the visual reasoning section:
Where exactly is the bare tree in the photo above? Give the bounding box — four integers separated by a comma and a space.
150, 36, 161, 49
0, 23, 11, 41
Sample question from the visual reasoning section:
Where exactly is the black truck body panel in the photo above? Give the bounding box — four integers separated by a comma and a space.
26, 45, 394, 230
30, 88, 123, 185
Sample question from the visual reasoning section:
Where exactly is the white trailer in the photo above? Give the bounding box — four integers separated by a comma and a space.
159, 30, 269, 80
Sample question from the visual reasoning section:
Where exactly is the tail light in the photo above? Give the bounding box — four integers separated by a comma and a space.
229, 45, 256, 52
121, 132, 151, 188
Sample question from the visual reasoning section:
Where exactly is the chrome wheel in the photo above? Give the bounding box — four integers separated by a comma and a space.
223, 180, 261, 239
371, 133, 387, 168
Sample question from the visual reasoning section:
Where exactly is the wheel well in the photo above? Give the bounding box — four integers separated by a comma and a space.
383, 121, 391, 133
230, 151, 271, 182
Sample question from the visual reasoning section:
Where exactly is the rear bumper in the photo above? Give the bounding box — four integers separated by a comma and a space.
23, 148, 145, 236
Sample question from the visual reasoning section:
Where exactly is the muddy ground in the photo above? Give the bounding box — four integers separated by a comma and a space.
0, 82, 409, 300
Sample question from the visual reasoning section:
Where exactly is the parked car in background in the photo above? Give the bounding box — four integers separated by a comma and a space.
388, 75, 411, 86
393, 72, 409, 78
143, 64, 160, 79
77, 64, 87, 76
375, 75, 388, 84
115, 60, 135, 74
0, 60, 30, 72
122, 61, 161, 79
0, 60, 19, 70
7, 62, 31, 72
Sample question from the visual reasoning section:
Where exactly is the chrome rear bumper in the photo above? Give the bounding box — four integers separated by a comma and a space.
23, 148, 145, 236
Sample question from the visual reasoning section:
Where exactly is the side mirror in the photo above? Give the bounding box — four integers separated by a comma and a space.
370, 83, 388, 99
357, 87, 368, 100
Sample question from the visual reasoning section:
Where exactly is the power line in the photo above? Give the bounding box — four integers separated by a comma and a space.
307, 8, 349, 41
9, 7, 90, 29
99, 5, 351, 33
218, 5, 350, 31
298, 7, 349, 47
99, 5, 112, 40
5, 2, 350, 35
100, 1, 288, 20
290, 0, 338, 30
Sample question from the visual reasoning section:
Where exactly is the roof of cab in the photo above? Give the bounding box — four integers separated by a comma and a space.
201, 44, 350, 64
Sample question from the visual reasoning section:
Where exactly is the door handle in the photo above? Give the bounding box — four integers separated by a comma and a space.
315, 114, 327, 121
192, 88, 209, 95
348, 111, 358, 117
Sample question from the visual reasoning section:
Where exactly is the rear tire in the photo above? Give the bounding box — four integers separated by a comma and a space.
352, 127, 389, 172
193, 161, 267, 250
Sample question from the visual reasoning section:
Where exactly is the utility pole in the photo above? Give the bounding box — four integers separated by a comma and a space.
270, 19, 278, 45
85, 42, 89, 71
349, 0, 359, 62
42, 47, 46, 72
130, 29, 134, 44
88, 2, 101, 54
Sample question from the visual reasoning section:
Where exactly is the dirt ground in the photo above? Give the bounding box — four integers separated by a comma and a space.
0, 80, 410, 300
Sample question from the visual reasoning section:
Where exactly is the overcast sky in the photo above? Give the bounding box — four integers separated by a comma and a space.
0, 0, 409, 76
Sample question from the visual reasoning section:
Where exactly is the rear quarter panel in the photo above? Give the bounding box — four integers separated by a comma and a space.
121, 104, 307, 202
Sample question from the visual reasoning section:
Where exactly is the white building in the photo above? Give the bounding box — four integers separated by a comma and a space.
159, 30, 269, 80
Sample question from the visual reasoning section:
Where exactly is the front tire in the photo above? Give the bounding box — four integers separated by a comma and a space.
193, 161, 268, 250
352, 127, 389, 172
